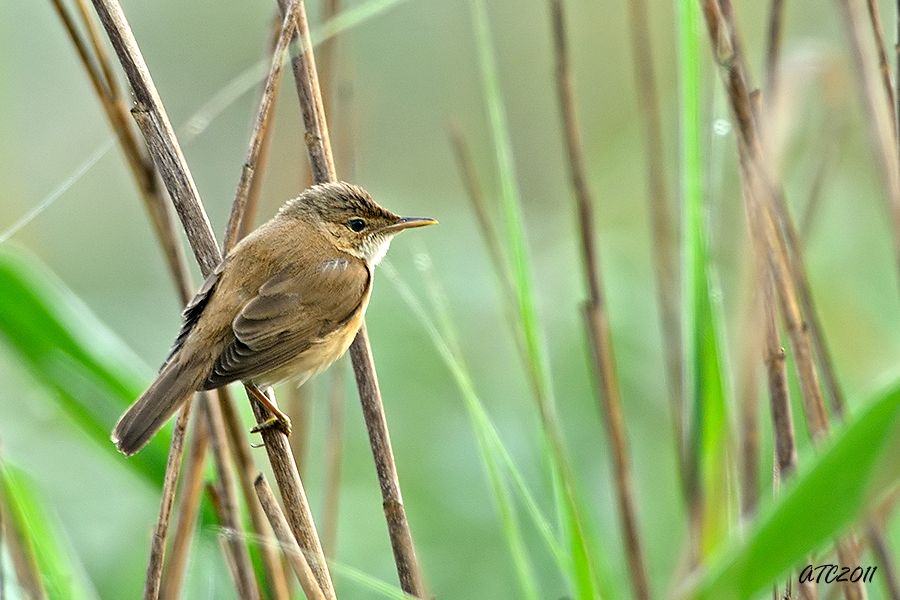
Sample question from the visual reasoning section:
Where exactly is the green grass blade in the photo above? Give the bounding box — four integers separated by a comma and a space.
383, 260, 544, 599
686, 375, 900, 599
467, 2, 604, 596
677, 0, 733, 557
0, 460, 99, 600
0, 246, 167, 483
329, 561, 415, 599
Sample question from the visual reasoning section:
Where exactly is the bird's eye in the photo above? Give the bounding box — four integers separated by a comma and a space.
347, 218, 366, 232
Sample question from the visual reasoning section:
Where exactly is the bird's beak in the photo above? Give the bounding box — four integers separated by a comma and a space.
382, 216, 438, 234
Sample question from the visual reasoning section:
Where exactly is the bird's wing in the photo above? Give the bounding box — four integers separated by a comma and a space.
161, 259, 226, 369
201, 256, 369, 388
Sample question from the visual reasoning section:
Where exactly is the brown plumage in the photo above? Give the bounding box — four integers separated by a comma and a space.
112, 182, 436, 456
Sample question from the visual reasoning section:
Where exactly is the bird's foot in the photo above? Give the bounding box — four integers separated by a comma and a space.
251, 413, 292, 436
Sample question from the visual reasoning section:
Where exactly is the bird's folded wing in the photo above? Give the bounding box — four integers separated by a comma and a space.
201, 257, 369, 388
162, 260, 226, 369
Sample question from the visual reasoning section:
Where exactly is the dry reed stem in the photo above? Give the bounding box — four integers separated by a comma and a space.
66, 3, 212, 597
864, 0, 897, 128
625, 0, 684, 485
896, 2, 900, 144
249, 388, 335, 597
762, 275, 796, 481
242, 12, 284, 240
50, 0, 193, 301
275, 0, 425, 594
87, 3, 335, 599
764, 0, 786, 96
736, 278, 761, 518
205, 391, 260, 600
254, 475, 328, 600
218, 389, 292, 600
699, 0, 830, 439
224, 0, 302, 251
866, 521, 900, 599
549, 2, 649, 598
700, 2, 871, 597
447, 124, 516, 303
205, 484, 249, 596
162, 407, 210, 600
48, 12, 218, 593
143, 395, 194, 600
836, 0, 900, 280
217, 13, 303, 595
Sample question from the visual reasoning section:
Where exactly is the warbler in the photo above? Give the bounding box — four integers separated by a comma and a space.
113, 182, 436, 455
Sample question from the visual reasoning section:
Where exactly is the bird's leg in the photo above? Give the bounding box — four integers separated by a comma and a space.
246, 384, 293, 436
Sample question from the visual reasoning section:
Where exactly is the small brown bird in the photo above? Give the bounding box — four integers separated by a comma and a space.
113, 182, 436, 455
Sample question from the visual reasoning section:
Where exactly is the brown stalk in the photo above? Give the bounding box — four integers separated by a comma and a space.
224, 0, 301, 251
58, 3, 212, 597
835, 2, 900, 593
762, 275, 796, 482
143, 395, 194, 600
242, 11, 284, 240
275, 0, 425, 594
206, 485, 249, 596
0, 465, 45, 600
700, 1, 869, 597
218, 389, 292, 600
205, 392, 261, 600
625, 0, 684, 488
836, 0, 900, 280
87, 2, 336, 599
736, 283, 761, 518
161, 408, 210, 600
218, 3, 335, 595
549, 1, 649, 598
447, 123, 516, 306
249, 388, 335, 597
866, 521, 900, 600
864, 0, 897, 128
50, 0, 193, 301
764, 0, 786, 96
254, 475, 327, 600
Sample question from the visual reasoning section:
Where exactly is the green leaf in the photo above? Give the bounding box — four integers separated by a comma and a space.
677, 0, 733, 557
686, 376, 900, 599
0, 245, 168, 483
0, 460, 99, 600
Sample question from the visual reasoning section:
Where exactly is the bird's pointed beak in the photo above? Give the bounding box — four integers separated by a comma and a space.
382, 216, 438, 234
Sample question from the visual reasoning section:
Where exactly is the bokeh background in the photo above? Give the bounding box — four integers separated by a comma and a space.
1, 0, 898, 598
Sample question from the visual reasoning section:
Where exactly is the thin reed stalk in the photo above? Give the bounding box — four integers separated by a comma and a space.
161, 407, 209, 600
87, 3, 335, 599
254, 475, 328, 600
549, 2, 649, 598
274, 0, 425, 594
699, 1, 870, 596
836, 0, 900, 280
625, 0, 683, 489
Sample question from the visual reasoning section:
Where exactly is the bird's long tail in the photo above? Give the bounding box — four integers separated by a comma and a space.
112, 357, 201, 456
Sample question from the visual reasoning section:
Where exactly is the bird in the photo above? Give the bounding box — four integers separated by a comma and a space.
112, 181, 436, 456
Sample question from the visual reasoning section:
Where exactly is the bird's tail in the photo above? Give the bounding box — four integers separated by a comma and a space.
112, 357, 201, 456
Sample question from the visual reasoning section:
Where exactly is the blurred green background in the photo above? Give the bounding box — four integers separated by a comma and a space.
1, 0, 898, 598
